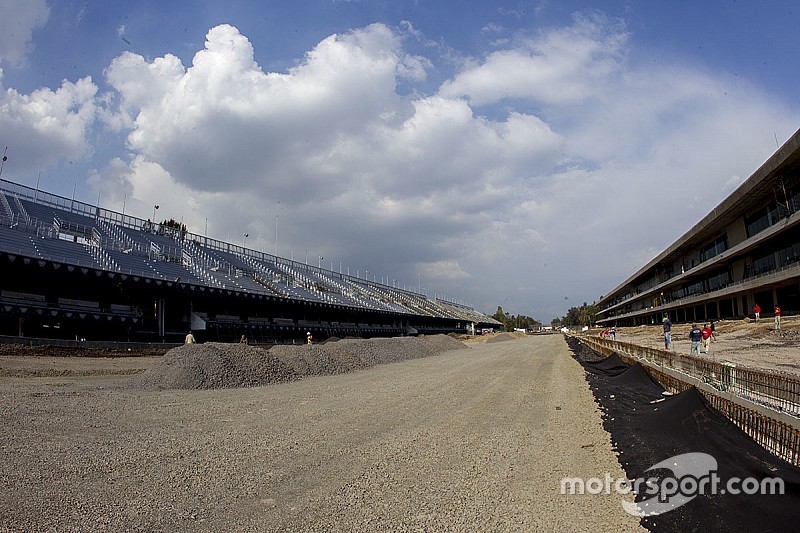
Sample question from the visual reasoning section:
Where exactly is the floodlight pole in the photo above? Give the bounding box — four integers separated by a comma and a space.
0, 147, 7, 179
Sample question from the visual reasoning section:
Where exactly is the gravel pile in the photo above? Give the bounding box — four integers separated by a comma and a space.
485, 332, 514, 343
133, 342, 298, 390
135, 335, 467, 390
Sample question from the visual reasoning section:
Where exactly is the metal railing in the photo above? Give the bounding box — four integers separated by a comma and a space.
581, 336, 800, 416
573, 334, 800, 465
644, 365, 800, 465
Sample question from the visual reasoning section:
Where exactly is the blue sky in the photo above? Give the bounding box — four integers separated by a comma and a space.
1, 0, 799, 321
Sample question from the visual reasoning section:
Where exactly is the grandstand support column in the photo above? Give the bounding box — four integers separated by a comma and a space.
157, 297, 166, 341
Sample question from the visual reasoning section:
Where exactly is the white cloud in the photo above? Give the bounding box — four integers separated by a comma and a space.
86, 16, 799, 320
0, 0, 49, 66
104, 23, 406, 195
439, 11, 627, 106
100, 23, 561, 237
0, 72, 98, 175
419, 260, 470, 281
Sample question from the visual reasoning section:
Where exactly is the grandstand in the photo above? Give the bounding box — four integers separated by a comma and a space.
0, 178, 500, 343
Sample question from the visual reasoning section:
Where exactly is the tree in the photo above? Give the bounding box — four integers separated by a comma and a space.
558, 302, 600, 328
492, 306, 511, 331
159, 218, 187, 239
492, 306, 541, 331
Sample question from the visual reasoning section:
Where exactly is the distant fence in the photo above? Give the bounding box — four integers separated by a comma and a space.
0, 335, 179, 352
573, 334, 800, 466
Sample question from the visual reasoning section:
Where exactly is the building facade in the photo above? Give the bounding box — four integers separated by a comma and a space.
597, 128, 800, 326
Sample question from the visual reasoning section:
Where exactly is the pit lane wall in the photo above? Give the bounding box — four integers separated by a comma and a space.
570, 334, 800, 466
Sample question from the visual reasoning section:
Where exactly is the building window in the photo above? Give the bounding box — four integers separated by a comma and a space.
678, 279, 705, 299
745, 203, 785, 238
752, 252, 777, 276
776, 241, 800, 268
700, 235, 728, 262
707, 269, 732, 291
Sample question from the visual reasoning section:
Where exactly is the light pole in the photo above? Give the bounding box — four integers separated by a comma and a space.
365, 270, 369, 281
152, 204, 159, 221
242, 232, 249, 249
0, 146, 7, 179
318, 255, 323, 268
274, 215, 278, 257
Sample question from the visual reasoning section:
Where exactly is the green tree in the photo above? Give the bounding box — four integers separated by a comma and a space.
492, 306, 511, 331
159, 218, 187, 239
558, 302, 600, 327
492, 307, 541, 331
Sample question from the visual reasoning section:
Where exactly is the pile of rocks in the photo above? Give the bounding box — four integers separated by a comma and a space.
485, 332, 514, 343
133, 342, 298, 390
135, 335, 467, 390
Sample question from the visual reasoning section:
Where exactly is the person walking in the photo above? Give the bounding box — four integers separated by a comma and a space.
710, 320, 717, 342
701, 323, 712, 354
689, 323, 703, 356
754, 303, 761, 322
306, 331, 313, 345
185, 331, 196, 344
662, 315, 672, 350
775, 305, 781, 330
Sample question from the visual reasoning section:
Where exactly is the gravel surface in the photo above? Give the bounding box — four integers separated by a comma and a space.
0, 334, 641, 531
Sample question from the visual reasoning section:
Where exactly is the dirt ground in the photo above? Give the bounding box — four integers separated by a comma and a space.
0, 335, 641, 531
597, 315, 800, 376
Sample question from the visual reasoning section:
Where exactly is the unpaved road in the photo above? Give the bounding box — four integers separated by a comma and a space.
0, 335, 640, 531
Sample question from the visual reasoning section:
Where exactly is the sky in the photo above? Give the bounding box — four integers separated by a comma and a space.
1, 0, 799, 322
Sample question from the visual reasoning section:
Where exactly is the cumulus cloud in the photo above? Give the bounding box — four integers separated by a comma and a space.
439, 11, 627, 106
0, 1, 95, 176
99, 23, 561, 265
104, 23, 408, 195
88, 15, 799, 319
0, 72, 98, 175
419, 260, 470, 282
0, 0, 49, 66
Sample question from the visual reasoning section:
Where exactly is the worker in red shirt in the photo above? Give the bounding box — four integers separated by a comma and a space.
775, 306, 781, 330
754, 303, 761, 322
701, 323, 712, 354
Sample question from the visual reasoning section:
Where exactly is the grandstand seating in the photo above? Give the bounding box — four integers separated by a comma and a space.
0, 179, 501, 331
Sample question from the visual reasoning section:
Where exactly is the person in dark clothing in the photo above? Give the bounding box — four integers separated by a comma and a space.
689, 323, 703, 356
